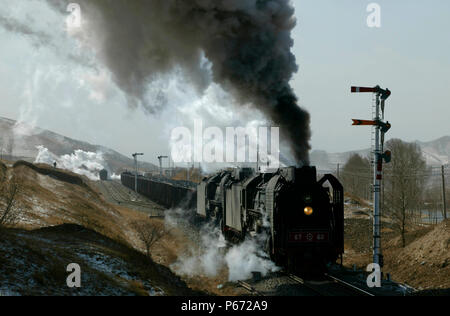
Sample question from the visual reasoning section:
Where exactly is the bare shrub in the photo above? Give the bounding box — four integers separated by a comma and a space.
0, 173, 24, 229
383, 139, 428, 247
131, 220, 167, 258
342, 153, 372, 200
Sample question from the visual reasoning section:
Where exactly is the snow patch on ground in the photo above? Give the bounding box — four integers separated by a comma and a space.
77, 251, 164, 296
0, 232, 166, 296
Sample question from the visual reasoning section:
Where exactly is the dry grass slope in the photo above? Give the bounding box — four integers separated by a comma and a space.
0, 160, 204, 296
384, 220, 450, 292
0, 224, 200, 296
343, 199, 450, 293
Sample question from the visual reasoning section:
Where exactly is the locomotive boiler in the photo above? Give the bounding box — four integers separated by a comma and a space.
196, 166, 344, 272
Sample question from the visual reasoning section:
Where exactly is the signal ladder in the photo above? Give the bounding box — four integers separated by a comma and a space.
369, 94, 377, 199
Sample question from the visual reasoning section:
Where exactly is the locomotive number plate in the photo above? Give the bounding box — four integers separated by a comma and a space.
288, 232, 329, 243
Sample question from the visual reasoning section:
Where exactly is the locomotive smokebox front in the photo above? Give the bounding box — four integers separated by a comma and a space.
272, 166, 343, 271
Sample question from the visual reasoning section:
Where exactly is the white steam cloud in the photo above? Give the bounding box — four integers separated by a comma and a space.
34, 145, 113, 180
165, 208, 279, 282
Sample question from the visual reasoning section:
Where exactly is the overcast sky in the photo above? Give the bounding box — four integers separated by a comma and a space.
0, 0, 449, 165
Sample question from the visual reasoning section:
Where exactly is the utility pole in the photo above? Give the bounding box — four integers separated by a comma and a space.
256, 142, 260, 172
158, 155, 168, 178
351, 85, 392, 268
132, 153, 144, 192
337, 163, 340, 180
442, 165, 447, 220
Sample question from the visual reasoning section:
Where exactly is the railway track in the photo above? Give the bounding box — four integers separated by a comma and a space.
236, 272, 375, 296
287, 273, 324, 296
287, 273, 375, 296
237, 281, 264, 296
324, 273, 375, 296
108, 181, 138, 202
100, 180, 154, 208
98, 180, 123, 204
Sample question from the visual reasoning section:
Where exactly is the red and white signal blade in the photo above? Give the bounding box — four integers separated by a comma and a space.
351, 86, 377, 93
352, 119, 377, 126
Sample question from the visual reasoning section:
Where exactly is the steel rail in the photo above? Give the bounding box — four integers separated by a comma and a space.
108, 181, 154, 207
324, 273, 375, 296
286, 272, 375, 296
237, 281, 264, 296
287, 273, 326, 296
99, 180, 123, 204
111, 181, 155, 207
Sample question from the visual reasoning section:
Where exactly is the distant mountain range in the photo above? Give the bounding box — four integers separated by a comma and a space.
1, 116, 448, 175
311, 136, 450, 171
0, 117, 158, 174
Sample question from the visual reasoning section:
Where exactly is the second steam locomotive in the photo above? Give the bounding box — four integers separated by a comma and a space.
197, 166, 344, 272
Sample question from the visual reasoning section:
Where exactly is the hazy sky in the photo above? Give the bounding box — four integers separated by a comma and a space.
0, 0, 449, 165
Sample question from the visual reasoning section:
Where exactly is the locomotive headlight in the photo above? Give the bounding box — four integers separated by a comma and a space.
304, 206, 314, 216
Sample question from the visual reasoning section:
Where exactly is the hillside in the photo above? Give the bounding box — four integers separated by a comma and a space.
0, 117, 157, 175
342, 197, 450, 293
417, 136, 450, 166
311, 136, 450, 171
0, 160, 200, 296
384, 220, 450, 292
0, 225, 197, 296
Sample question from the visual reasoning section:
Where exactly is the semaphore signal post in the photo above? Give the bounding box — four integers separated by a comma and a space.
351, 85, 392, 269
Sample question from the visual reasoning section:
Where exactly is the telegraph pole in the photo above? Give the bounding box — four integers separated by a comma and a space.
256, 142, 260, 172
158, 155, 168, 178
442, 165, 447, 220
132, 153, 144, 192
351, 85, 392, 268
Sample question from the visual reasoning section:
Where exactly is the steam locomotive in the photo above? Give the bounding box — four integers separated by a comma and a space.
196, 166, 344, 272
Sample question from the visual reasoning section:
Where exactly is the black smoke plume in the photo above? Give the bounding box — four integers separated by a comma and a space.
47, 0, 310, 163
